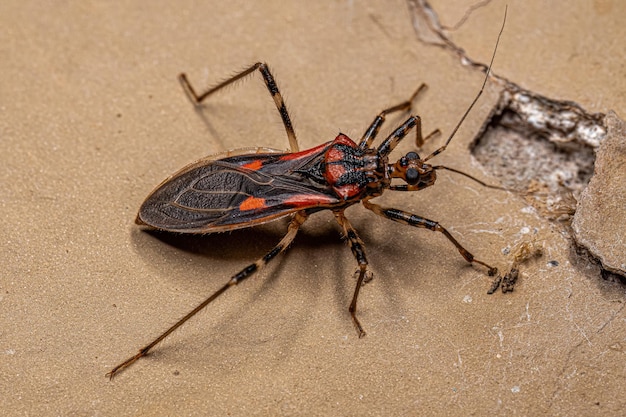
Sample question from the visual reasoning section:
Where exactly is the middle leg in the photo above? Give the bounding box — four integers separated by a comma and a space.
334, 210, 370, 338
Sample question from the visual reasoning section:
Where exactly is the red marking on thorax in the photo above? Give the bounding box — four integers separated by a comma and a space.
324, 134, 357, 183
335, 184, 362, 199
333, 134, 357, 147
323, 134, 362, 200
239, 196, 266, 211
325, 162, 346, 183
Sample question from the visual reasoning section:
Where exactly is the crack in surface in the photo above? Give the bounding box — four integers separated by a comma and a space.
406, 0, 619, 280
407, 0, 494, 74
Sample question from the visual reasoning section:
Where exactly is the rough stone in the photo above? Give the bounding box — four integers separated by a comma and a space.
572, 111, 626, 276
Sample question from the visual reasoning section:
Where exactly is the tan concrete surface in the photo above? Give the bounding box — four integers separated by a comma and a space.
2, 1, 624, 415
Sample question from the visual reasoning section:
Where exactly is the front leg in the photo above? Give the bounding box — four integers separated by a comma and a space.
363, 199, 497, 276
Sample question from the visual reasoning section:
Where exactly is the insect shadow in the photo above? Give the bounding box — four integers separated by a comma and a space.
129, 215, 344, 291
126, 217, 348, 363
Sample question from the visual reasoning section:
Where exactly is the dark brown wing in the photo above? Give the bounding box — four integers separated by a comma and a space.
136, 151, 341, 233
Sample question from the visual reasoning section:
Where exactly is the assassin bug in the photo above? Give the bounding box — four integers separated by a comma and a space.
107, 15, 506, 379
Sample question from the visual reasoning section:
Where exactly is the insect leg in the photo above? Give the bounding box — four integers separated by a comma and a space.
334, 211, 369, 338
359, 84, 425, 149
363, 199, 497, 275
376, 115, 422, 157
179, 62, 299, 152
107, 211, 308, 379
359, 83, 440, 150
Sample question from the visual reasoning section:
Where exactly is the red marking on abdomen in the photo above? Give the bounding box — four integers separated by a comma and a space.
283, 194, 336, 208
279, 142, 331, 161
242, 160, 263, 170
239, 196, 266, 210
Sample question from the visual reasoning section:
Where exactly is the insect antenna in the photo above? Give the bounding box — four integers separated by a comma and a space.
433, 165, 542, 197
423, 6, 506, 162
432, 165, 509, 191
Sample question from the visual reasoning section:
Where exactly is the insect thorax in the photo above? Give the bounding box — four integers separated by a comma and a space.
321, 134, 385, 201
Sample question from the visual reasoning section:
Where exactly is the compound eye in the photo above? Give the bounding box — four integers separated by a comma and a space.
406, 167, 419, 184
405, 151, 419, 160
